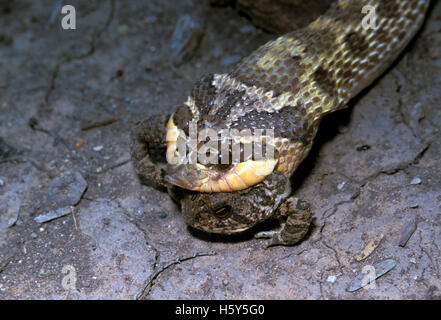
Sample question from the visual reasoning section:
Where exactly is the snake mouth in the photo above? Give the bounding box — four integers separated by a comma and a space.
164, 112, 278, 192
164, 159, 277, 193
164, 164, 207, 190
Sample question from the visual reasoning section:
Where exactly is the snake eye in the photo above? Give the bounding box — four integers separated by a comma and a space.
213, 205, 232, 219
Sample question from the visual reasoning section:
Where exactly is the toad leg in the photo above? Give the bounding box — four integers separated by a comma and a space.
130, 114, 170, 191
255, 197, 313, 248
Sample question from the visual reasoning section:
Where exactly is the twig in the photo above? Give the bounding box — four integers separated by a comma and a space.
81, 118, 118, 131
71, 206, 78, 231
0, 256, 12, 274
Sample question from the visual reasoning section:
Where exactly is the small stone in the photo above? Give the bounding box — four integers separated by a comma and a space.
337, 182, 345, 190
75, 139, 84, 147
30, 232, 37, 239
46, 171, 88, 207
347, 259, 396, 292
0, 177, 5, 186
326, 275, 337, 283
144, 15, 157, 24
158, 212, 167, 219
7, 203, 20, 228
34, 207, 72, 224
93, 145, 103, 152
117, 24, 129, 35
96, 167, 103, 173
410, 177, 422, 185
410, 258, 416, 264
338, 124, 348, 134
170, 14, 204, 64
38, 268, 49, 276
398, 219, 417, 247
222, 279, 229, 286
239, 25, 254, 33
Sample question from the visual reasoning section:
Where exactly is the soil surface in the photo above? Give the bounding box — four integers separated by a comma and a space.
0, 0, 440, 299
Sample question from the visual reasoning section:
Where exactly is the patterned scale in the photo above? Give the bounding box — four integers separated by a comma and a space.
165, 0, 430, 192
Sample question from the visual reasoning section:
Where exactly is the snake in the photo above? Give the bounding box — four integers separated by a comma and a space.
163, 0, 430, 193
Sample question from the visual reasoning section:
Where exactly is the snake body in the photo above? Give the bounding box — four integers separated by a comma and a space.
165, 0, 430, 193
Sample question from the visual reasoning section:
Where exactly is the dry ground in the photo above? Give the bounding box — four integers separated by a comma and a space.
0, 0, 440, 299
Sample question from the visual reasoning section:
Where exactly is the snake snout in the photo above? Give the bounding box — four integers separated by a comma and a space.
164, 164, 207, 190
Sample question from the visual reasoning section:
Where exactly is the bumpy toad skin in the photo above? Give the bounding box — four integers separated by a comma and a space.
131, 0, 430, 246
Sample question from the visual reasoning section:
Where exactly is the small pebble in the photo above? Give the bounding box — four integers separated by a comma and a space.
410, 258, 417, 264
39, 268, 49, 276
96, 167, 103, 173
0, 178, 5, 186
46, 171, 88, 207
410, 177, 422, 185
338, 124, 348, 134
170, 14, 203, 64
408, 202, 419, 208
326, 275, 337, 283
30, 232, 37, 239
337, 182, 345, 190
347, 259, 396, 292
239, 25, 254, 33
144, 15, 157, 24
117, 24, 129, 35
158, 212, 167, 219
398, 220, 417, 247
34, 207, 72, 224
93, 145, 103, 152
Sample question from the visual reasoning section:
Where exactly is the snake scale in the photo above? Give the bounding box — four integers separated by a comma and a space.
164, 0, 430, 193
132, 0, 430, 245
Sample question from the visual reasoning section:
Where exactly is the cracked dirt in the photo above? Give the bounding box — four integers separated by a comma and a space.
0, 0, 440, 299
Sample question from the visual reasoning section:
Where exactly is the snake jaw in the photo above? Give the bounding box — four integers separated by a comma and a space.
165, 159, 278, 193
164, 164, 209, 191
166, 113, 180, 164
165, 112, 279, 192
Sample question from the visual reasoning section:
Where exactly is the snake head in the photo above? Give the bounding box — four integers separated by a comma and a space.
165, 109, 279, 192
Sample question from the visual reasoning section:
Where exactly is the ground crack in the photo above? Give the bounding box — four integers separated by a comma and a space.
44, 0, 115, 105
114, 200, 216, 300
135, 251, 217, 300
